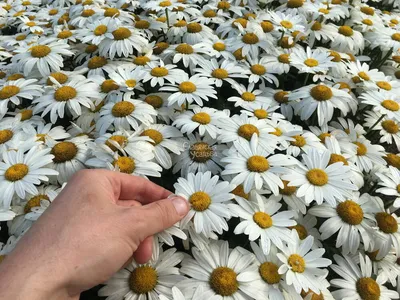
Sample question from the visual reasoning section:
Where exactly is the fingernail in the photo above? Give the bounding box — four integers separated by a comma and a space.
171, 196, 188, 216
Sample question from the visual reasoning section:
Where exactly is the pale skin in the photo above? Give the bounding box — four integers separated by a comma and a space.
0, 169, 189, 300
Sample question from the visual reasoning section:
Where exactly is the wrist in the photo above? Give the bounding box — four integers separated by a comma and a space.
0, 252, 78, 300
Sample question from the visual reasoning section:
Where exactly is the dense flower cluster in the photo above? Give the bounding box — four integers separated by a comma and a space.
1, 0, 400, 298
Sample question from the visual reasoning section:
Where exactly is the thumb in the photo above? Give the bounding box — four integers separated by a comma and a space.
134, 195, 189, 240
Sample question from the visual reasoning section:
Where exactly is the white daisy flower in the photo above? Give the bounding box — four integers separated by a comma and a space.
347, 136, 386, 173
180, 240, 266, 299
268, 179, 308, 215
286, 130, 326, 158
98, 241, 185, 300
161, 74, 217, 107
24, 123, 71, 144
262, 51, 292, 75
142, 61, 186, 87
331, 25, 365, 54
97, 95, 156, 134
162, 43, 207, 70
174, 171, 234, 238
309, 192, 376, 255
173, 106, 224, 138
108, 66, 144, 93
172, 133, 225, 177
282, 148, 358, 206
365, 111, 400, 151
182, 22, 215, 45
222, 134, 296, 193
33, 77, 99, 124
0, 146, 58, 208
377, 166, 400, 208
229, 192, 295, 254
360, 90, 400, 122
330, 254, 399, 300
227, 82, 270, 108
290, 47, 334, 80
0, 122, 36, 154
12, 38, 73, 76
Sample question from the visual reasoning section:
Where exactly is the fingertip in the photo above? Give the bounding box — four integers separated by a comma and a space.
133, 236, 153, 264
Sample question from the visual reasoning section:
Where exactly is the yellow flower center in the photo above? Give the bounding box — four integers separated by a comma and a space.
329, 153, 348, 165
278, 54, 290, 64
106, 135, 127, 151
290, 224, 308, 240
0, 86, 20, 100
7, 74, 24, 81
211, 68, 228, 79
134, 56, 150, 65
104, 8, 120, 17
318, 133, 331, 143
159, 0, 171, 6
112, 101, 135, 117
356, 277, 380, 300
381, 99, 400, 111
179, 81, 196, 93
81, 9, 95, 17
26, 21, 36, 27
231, 184, 249, 199
376, 212, 398, 234
24, 194, 50, 214
272, 128, 282, 136
217, 1, 231, 9
51, 141, 78, 163
238, 124, 259, 141
176, 43, 194, 54
382, 120, 399, 134
186, 22, 202, 33
192, 112, 211, 124
54, 86, 77, 102
88, 56, 107, 69
125, 79, 136, 88
94, 25, 107, 36
150, 67, 169, 77
354, 142, 367, 156
279, 180, 296, 196
271, 91, 288, 104
129, 266, 157, 294
392, 33, 400, 42
338, 25, 353, 36
145, 95, 163, 108
48, 8, 58, 15
250, 64, 266, 75
5, 163, 29, 182
203, 9, 217, 17
47, 72, 68, 85
311, 21, 322, 31
362, 19, 373, 26
112, 27, 131, 40
242, 33, 259, 44
213, 42, 226, 51
306, 168, 328, 186
288, 254, 305, 273
357, 71, 370, 81
391, 19, 399, 25
366, 250, 381, 262
30, 45, 51, 58
135, 20, 150, 29
141, 129, 163, 145
287, 0, 303, 7
361, 6, 374, 15
189, 142, 214, 163
310, 85, 333, 101
376, 81, 392, 91
0, 72, 5, 79
113, 157, 135, 174
254, 109, 268, 119
290, 135, 306, 147
386, 153, 400, 169
174, 20, 187, 27
209, 267, 238, 296
241, 92, 256, 102
57, 30, 72, 39
189, 191, 211, 211
280, 20, 293, 29
259, 262, 281, 284
301, 290, 324, 300
304, 58, 319, 67
16, 34, 26, 41
101, 79, 119, 93
329, 51, 341, 62
19, 109, 33, 121
318, 8, 330, 14
261, 21, 274, 33
247, 155, 269, 173
85, 44, 98, 53
336, 200, 364, 225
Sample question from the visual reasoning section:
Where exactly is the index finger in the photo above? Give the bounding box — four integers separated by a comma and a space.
106, 170, 172, 203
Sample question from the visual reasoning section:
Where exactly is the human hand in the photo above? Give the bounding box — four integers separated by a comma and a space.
0, 169, 189, 300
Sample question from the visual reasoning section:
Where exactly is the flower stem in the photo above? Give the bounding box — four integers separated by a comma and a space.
366, 114, 385, 135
